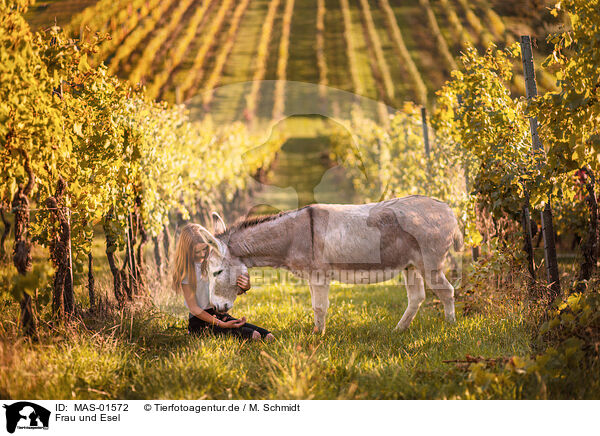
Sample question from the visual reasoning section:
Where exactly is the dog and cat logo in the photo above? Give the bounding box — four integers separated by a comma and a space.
2, 402, 50, 433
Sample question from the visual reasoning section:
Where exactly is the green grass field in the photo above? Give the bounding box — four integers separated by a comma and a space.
0, 266, 530, 399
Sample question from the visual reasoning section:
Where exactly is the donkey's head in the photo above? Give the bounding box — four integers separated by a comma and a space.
196, 213, 247, 313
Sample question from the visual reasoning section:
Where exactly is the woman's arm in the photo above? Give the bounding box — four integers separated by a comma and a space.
182, 284, 245, 328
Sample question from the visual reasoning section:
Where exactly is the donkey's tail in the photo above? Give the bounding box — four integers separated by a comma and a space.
452, 225, 464, 252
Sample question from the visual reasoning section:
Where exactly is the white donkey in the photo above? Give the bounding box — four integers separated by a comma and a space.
198, 195, 462, 333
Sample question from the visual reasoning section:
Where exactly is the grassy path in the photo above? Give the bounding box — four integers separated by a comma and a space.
379, 0, 427, 106
389, 0, 448, 102
0, 276, 530, 399
208, 0, 272, 124
162, 0, 219, 103
271, 0, 294, 119
285, 0, 320, 116
347, 0, 378, 101
255, 0, 283, 120
127, 0, 196, 85
199, 0, 252, 108
323, 0, 353, 94
145, 0, 213, 100
359, 0, 395, 105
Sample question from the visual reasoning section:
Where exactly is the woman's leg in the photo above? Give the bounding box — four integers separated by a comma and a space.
233, 318, 274, 341
239, 321, 272, 338
188, 311, 233, 337
210, 313, 257, 340
187, 314, 208, 336
219, 314, 274, 341
191, 312, 274, 341
221, 312, 273, 340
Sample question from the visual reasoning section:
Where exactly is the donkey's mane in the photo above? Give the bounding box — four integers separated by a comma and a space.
216, 205, 310, 237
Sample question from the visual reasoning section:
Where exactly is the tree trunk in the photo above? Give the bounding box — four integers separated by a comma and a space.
175, 210, 186, 236
64, 270, 73, 315
103, 217, 125, 305
0, 205, 11, 259
135, 213, 148, 293
120, 244, 134, 300
45, 177, 72, 322
19, 293, 36, 338
162, 223, 171, 264
12, 151, 37, 337
471, 246, 479, 262
88, 252, 95, 310
576, 167, 598, 293
64, 209, 74, 316
153, 234, 162, 276
125, 213, 137, 297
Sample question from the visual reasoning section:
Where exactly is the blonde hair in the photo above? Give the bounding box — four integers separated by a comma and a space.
172, 223, 209, 293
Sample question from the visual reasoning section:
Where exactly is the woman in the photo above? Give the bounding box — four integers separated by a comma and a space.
172, 223, 274, 341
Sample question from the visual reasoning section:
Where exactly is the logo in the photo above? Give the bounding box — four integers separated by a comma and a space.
2, 402, 50, 434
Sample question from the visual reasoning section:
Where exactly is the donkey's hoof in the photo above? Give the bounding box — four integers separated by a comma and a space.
394, 323, 409, 332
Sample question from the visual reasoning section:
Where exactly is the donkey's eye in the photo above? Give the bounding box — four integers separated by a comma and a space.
213, 269, 224, 277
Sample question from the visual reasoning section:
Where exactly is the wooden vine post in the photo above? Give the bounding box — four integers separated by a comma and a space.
520, 35, 561, 300
457, 94, 480, 262
88, 252, 95, 310
65, 205, 74, 315
521, 191, 536, 287
421, 107, 430, 157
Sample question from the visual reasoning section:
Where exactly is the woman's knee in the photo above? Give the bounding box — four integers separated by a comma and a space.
252, 330, 261, 340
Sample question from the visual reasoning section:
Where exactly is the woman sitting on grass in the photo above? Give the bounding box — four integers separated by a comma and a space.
172, 223, 275, 341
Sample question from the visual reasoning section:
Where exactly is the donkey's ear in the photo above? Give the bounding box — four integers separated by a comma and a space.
212, 212, 227, 234
195, 224, 223, 258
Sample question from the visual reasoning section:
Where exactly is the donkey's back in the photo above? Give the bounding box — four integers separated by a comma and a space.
308, 195, 461, 274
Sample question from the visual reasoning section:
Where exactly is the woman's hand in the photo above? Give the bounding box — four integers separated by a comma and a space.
236, 273, 251, 292
220, 316, 246, 328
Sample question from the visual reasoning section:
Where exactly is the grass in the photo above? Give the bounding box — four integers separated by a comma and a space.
0, 263, 531, 399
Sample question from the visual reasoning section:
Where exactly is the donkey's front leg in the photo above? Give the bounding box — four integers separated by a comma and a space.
308, 282, 330, 334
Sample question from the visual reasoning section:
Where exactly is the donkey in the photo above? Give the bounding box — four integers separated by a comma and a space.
198, 195, 462, 333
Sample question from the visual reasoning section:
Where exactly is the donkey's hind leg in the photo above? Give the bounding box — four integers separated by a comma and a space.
425, 269, 456, 323
395, 268, 426, 331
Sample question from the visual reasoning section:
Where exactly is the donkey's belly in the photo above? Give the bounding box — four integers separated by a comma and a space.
286, 263, 406, 285
330, 267, 404, 284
